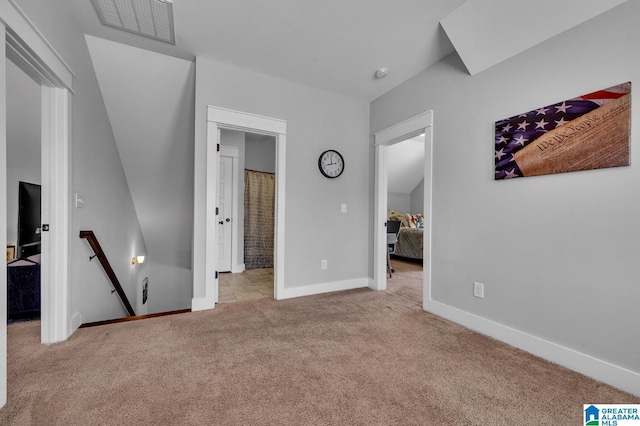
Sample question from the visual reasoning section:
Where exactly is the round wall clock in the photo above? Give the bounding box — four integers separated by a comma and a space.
318, 149, 345, 178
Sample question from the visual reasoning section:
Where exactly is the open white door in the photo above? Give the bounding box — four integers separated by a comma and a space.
217, 155, 233, 272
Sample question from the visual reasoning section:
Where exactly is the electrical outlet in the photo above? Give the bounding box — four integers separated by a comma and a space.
341, 203, 347, 213
321, 259, 328, 270
473, 282, 484, 298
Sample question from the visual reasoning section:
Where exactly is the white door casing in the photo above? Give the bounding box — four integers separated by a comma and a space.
373, 111, 433, 305
192, 106, 286, 311
1, 0, 74, 408
217, 155, 233, 272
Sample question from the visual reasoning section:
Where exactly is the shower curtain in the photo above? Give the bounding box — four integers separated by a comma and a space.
244, 170, 275, 269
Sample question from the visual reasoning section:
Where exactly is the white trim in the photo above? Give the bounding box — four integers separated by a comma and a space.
191, 296, 216, 311
425, 299, 640, 396
203, 123, 219, 305
207, 107, 287, 135
278, 278, 369, 300
0, 22, 7, 409
0, 0, 74, 89
374, 111, 432, 146
193, 106, 286, 311
231, 263, 245, 274
273, 134, 286, 300
422, 127, 434, 306
371, 144, 387, 291
40, 86, 71, 344
373, 111, 433, 295
70, 312, 82, 334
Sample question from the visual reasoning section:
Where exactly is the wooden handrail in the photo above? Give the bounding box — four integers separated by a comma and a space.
79, 230, 136, 317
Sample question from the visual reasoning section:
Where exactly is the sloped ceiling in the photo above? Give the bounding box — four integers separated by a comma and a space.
441, 0, 630, 75
387, 136, 424, 194
65, 1, 629, 101
63, 0, 467, 102
86, 35, 195, 268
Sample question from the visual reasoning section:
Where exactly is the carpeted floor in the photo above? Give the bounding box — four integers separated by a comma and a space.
2, 259, 637, 425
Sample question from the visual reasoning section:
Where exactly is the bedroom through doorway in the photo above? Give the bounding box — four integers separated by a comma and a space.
384, 136, 425, 302
217, 130, 276, 303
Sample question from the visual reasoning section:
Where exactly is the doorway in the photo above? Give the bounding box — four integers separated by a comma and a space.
217, 130, 276, 303
6, 57, 42, 322
384, 135, 425, 300
1, 8, 73, 407
195, 106, 286, 311
373, 111, 433, 308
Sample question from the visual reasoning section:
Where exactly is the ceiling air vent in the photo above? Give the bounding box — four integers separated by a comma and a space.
92, 0, 175, 44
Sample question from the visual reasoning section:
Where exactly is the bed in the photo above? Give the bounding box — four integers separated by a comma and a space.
394, 227, 424, 260
388, 211, 424, 260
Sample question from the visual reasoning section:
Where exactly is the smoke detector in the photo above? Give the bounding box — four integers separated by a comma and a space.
92, 0, 175, 44
374, 68, 389, 79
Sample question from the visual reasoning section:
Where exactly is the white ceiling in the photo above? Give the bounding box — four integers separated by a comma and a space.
63, 0, 467, 102
61, 1, 629, 102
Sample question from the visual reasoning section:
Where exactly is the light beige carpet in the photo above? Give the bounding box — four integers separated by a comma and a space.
2, 260, 638, 425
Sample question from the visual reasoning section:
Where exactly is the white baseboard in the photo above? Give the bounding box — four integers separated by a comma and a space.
278, 277, 369, 300
231, 263, 245, 273
191, 297, 215, 311
425, 299, 640, 397
70, 312, 83, 334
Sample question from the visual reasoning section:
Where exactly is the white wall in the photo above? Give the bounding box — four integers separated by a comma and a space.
85, 36, 196, 315
145, 261, 191, 314
194, 57, 370, 294
12, 0, 147, 324
371, 1, 640, 376
387, 192, 409, 212
410, 179, 424, 215
246, 134, 276, 173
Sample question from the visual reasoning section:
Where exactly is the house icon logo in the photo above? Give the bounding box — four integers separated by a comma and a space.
585, 405, 599, 425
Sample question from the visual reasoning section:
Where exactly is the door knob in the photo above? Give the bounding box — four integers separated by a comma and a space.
225, 217, 231, 222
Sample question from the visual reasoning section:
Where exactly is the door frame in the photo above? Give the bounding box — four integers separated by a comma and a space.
193, 106, 286, 310
373, 111, 433, 307
1, 0, 74, 407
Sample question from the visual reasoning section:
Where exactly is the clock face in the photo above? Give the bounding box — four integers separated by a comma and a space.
318, 150, 344, 178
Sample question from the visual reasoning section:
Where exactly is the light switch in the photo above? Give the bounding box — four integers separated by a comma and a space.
75, 193, 84, 208
341, 203, 347, 213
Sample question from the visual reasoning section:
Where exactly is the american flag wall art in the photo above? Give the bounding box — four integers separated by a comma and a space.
495, 82, 631, 180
